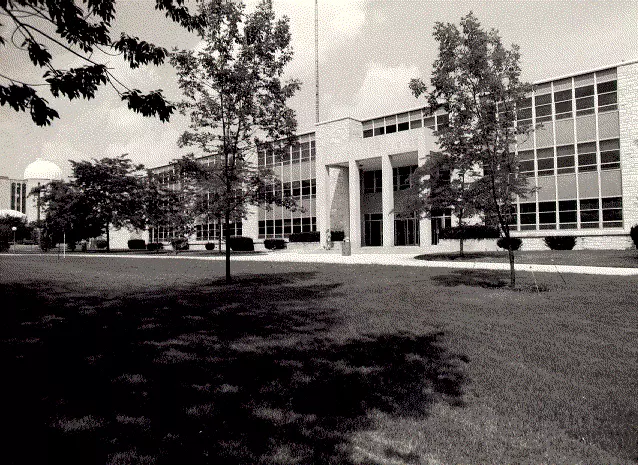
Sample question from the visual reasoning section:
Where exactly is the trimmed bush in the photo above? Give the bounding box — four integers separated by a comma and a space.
288, 231, 320, 243
170, 237, 189, 251
205, 242, 215, 251
439, 225, 500, 240
264, 238, 286, 250
0, 237, 9, 252
630, 225, 638, 249
96, 238, 108, 249
330, 230, 345, 242
128, 239, 146, 250
544, 236, 576, 250
228, 236, 254, 251
497, 237, 522, 251
147, 242, 164, 251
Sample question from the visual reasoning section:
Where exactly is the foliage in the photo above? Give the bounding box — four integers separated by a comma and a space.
330, 231, 345, 242
96, 238, 108, 249
170, 237, 189, 251
497, 237, 522, 251
170, 0, 300, 282
228, 236, 254, 252
410, 12, 534, 285
128, 239, 146, 250
0, 0, 210, 125
289, 231, 320, 243
0, 215, 32, 244
544, 236, 576, 251
147, 242, 164, 251
205, 242, 215, 251
264, 238, 286, 250
439, 225, 500, 240
630, 225, 638, 249
0, 237, 8, 252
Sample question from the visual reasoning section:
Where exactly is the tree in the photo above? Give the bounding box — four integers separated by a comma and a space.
0, 0, 207, 126
410, 12, 534, 287
171, 0, 300, 283
71, 155, 146, 251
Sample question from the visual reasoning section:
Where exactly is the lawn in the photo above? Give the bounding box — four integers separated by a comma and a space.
417, 248, 638, 268
1, 255, 636, 464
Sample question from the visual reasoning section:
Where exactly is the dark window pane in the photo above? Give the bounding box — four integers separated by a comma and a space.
363, 129, 373, 138
578, 153, 597, 166
535, 93, 551, 105
539, 212, 556, 223
580, 210, 599, 222
599, 139, 619, 151
598, 92, 617, 106
520, 213, 536, 225
517, 108, 532, 120
386, 124, 397, 134
557, 145, 575, 156
520, 203, 536, 213
597, 80, 616, 94
602, 197, 622, 209
602, 209, 622, 221
536, 104, 552, 117
577, 142, 596, 153
410, 119, 422, 129
374, 126, 385, 136
397, 122, 409, 131
538, 158, 554, 170
576, 96, 594, 109
538, 201, 556, 212
600, 151, 620, 163
554, 89, 572, 102
559, 211, 577, 223
555, 100, 572, 114
580, 198, 599, 210
537, 148, 553, 158
557, 156, 575, 168
575, 85, 594, 98
520, 160, 534, 172
517, 97, 532, 108
519, 150, 534, 160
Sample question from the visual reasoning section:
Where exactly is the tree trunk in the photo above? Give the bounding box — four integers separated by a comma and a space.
508, 243, 516, 288
106, 223, 110, 253
225, 211, 231, 283
459, 237, 464, 257
218, 217, 222, 254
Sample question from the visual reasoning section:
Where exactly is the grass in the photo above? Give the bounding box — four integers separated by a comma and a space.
417, 248, 638, 268
1, 255, 636, 464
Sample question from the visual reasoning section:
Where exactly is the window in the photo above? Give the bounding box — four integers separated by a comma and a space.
409, 110, 422, 129
602, 197, 622, 227
301, 179, 311, 198
599, 139, 620, 170
423, 115, 435, 129
597, 80, 617, 113
518, 150, 534, 175
575, 83, 595, 116
558, 200, 577, 229
373, 118, 385, 136
300, 142, 311, 161
436, 113, 449, 131
516, 97, 532, 128
397, 112, 409, 131
363, 120, 373, 138
579, 198, 599, 228
10, 182, 15, 210
519, 202, 536, 230
393, 165, 416, 191
536, 147, 554, 176
556, 145, 575, 174
535, 92, 552, 123
554, 88, 573, 120
310, 139, 316, 160
538, 201, 556, 229
577, 142, 597, 172
363, 170, 382, 193
385, 115, 397, 134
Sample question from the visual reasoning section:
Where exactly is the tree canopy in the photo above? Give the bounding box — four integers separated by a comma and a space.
410, 12, 534, 286
171, 0, 300, 282
0, 0, 208, 125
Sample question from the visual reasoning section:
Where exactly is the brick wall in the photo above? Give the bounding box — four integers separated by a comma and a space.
618, 62, 638, 231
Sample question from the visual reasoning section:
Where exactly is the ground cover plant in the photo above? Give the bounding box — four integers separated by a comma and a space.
1, 255, 636, 464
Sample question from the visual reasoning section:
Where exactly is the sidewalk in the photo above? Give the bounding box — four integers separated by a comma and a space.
9, 251, 638, 276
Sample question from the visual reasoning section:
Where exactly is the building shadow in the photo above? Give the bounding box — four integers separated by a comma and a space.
2, 272, 467, 465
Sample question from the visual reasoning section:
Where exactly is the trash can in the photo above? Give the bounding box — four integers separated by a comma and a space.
341, 238, 351, 256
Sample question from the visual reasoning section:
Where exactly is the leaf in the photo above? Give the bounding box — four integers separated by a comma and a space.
24, 39, 52, 67
0, 84, 59, 126
121, 89, 175, 122
112, 34, 168, 69
45, 64, 108, 100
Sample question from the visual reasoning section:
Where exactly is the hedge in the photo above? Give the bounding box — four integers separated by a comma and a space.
630, 225, 638, 249
128, 239, 146, 250
96, 238, 108, 249
497, 237, 522, 251
228, 236, 254, 251
288, 231, 320, 243
264, 239, 286, 250
544, 236, 576, 250
439, 225, 500, 240
147, 242, 164, 251
330, 230, 345, 241
170, 237, 189, 251
205, 242, 215, 251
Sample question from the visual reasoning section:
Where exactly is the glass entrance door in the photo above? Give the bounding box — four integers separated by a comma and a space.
395, 214, 420, 246
364, 213, 383, 246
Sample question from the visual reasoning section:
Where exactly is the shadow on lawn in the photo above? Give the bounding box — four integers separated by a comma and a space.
2, 272, 466, 465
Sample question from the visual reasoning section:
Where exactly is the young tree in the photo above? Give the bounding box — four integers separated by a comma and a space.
71, 155, 146, 252
171, 0, 300, 282
0, 0, 207, 126
410, 12, 534, 287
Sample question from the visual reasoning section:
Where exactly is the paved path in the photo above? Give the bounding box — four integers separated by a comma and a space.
6, 252, 638, 276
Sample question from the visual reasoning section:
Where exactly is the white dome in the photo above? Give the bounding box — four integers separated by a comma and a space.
24, 158, 62, 181
0, 209, 27, 219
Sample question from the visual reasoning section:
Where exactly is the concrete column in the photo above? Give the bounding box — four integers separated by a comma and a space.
243, 204, 260, 240
341, 166, 351, 239
316, 162, 330, 248
381, 154, 394, 248
418, 150, 431, 247
348, 159, 361, 248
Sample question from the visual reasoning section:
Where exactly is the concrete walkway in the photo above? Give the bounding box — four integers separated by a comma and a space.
7, 252, 638, 276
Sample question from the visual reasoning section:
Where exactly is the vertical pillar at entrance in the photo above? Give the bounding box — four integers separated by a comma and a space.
381, 154, 394, 248
418, 149, 431, 247
316, 163, 330, 248
348, 159, 361, 248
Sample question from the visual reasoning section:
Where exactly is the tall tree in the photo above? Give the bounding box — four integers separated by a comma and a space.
171, 0, 300, 283
410, 12, 534, 287
0, 0, 207, 126
71, 155, 146, 252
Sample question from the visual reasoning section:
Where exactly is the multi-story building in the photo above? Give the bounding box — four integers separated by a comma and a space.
147, 59, 636, 252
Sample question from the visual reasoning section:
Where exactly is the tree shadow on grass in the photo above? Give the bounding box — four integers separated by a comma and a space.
2, 272, 467, 465
430, 269, 509, 288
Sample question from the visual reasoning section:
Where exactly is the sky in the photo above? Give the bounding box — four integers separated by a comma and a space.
1, 0, 637, 179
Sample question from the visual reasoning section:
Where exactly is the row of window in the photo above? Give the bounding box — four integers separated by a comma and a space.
257, 137, 316, 168
517, 69, 617, 127
264, 178, 317, 199
362, 166, 420, 193
519, 138, 620, 176
515, 197, 622, 230
195, 222, 243, 241
10, 182, 27, 213
258, 217, 317, 238
362, 110, 449, 138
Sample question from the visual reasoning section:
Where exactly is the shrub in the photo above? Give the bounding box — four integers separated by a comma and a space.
439, 225, 500, 240
96, 238, 108, 249
630, 225, 638, 249
67, 241, 76, 252
497, 237, 522, 251
128, 239, 146, 250
330, 230, 345, 241
146, 242, 164, 251
544, 236, 576, 250
205, 242, 215, 251
0, 237, 9, 252
170, 237, 189, 251
264, 238, 286, 250
288, 231, 320, 243
228, 236, 254, 251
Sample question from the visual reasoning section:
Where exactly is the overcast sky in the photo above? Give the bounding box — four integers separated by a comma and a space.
1, 0, 637, 179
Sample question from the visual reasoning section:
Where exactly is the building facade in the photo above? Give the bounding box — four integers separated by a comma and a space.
148, 60, 637, 252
